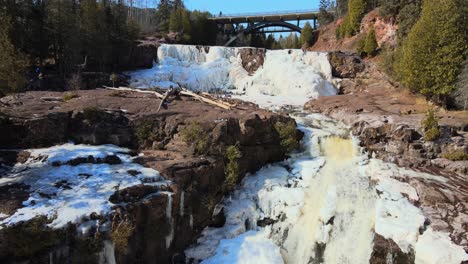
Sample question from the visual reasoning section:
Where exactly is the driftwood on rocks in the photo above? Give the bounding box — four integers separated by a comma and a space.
103, 86, 234, 110
40, 97, 64, 102
180, 89, 231, 110
103, 86, 165, 99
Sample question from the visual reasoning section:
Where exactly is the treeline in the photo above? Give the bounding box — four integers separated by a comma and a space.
0, 0, 218, 93
0, 0, 140, 92
324, 0, 467, 106
156, 0, 217, 45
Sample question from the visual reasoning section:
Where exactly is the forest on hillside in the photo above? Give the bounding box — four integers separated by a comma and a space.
0, 0, 467, 107
320, 0, 467, 107
0, 0, 218, 94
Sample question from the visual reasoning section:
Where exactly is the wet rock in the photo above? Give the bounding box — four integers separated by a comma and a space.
0, 183, 30, 216
109, 185, 160, 204
370, 234, 415, 264
239, 48, 266, 74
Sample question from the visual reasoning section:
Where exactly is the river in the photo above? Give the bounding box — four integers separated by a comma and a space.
126, 45, 468, 264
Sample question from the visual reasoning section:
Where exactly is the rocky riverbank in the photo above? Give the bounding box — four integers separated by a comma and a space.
305, 53, 468, 255
0, 89, 302, 263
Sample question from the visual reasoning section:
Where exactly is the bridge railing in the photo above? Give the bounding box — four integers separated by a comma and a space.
214, 9, 321, 18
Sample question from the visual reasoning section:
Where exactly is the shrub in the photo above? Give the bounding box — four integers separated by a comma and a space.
63, 93, 79, 102
379, 44, 395, 76
275, 121, 300, 152
442, 151, 468, 161
201, 193, 218, 212
3, 216, 62, 258
180, 122, 209, 154
421, 108, 440, 141
109, 73, 119, 88
110, 220, 134, 252
223, 144, 242, 191
356, 35, 367, 56
135, 121, 155, 146
82, 107, 102, 122
109, 91, 126, 97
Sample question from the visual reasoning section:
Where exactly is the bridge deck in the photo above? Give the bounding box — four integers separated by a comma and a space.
209, 9, 321, 24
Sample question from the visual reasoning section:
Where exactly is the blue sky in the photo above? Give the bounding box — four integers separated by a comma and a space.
184, 0, 321, 15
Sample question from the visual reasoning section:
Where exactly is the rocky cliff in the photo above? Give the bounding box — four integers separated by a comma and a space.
0, 90, 302, 263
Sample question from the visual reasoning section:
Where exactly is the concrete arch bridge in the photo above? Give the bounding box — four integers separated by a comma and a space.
208, 9, 328, 46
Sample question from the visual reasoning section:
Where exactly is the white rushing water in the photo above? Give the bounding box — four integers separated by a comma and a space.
184, 114, 467, 264
128, 44, 338, 108
127, 44, 467, 264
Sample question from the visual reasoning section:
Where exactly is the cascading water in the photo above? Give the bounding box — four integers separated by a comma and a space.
128, 44, 338, 108
99, 240, 117, 264
282, 136, 375, 264
126, 44, 468, 264
184, 114, 467, 264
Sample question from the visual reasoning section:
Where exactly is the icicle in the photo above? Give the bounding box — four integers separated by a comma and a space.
165, 193, 174, 249
99, 241, 116, 264
180, 191, 185, 216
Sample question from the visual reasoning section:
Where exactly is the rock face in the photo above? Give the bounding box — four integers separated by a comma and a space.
238, 48, 266, 74
118, 40, 159, 70
305, 59, 468, 175
328, 51, 365, 79
305, 56, 468, 255
0, 90, 301, 264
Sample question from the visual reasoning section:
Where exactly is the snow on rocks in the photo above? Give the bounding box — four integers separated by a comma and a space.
0, 144, 168, 229
127, 44, 338, 108
202, 230, 283, 264
185, 114, 467, 264
415, 228, 468, 264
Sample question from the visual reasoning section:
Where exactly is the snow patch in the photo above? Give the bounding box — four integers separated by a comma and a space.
202, 230, 283, 264
0, 144, 168, 229
415, 228, 468, 264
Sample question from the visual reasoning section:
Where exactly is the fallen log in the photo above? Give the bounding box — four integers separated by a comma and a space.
200, 92, 237, 107
157, 87, 178, 112
103, 86, 165, 99
41, 97, 64, 102
103, 86, 231, 110
180, 89, 231, 110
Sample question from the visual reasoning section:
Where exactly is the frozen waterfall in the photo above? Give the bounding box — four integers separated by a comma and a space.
128, 44, 338, 108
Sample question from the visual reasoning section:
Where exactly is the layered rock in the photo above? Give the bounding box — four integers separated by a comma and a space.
0, 90, 302, 263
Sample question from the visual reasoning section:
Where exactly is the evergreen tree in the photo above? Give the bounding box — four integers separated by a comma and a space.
318, 0, 334, 26
396, 0, 467, 104
300, 22, 315, 46
156, 0, 173, 32
345, 0, 366, 36
363, 28, 378, 56
336, 0, 348, 17
0, 11, 28, 93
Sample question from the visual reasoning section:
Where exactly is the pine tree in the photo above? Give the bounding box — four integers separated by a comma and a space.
396, 0, 467, 104
300, 22, 315, 46
345, 0, 366, 36
0, 11, 28, 93
363, 28, 378, 56
336, 0, 348, 17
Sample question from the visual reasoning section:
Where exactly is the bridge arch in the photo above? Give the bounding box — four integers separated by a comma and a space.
245, 21, 302, 34
224, 21, 303, 46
